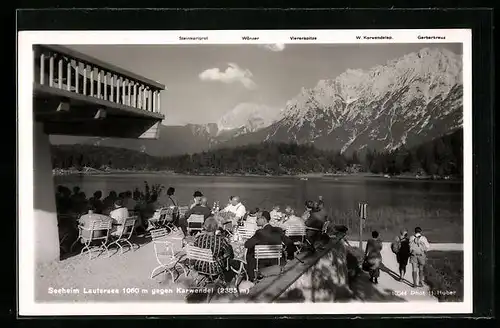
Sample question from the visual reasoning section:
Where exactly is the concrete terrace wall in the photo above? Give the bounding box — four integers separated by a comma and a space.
34, 122, 60, 263
276, 240, 352, 302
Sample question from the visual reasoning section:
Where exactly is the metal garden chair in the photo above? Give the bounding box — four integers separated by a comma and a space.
178, 205, 189, 218
150, 229, 187, 282
184, 244, 225, 288
107, 216, 138, 256
186, 214, 205, 236
285, 224, 307, 253
229, 247, 249, 294
75, 219, 113, 260
236, 225, 257, 242
254, 244, 284, 279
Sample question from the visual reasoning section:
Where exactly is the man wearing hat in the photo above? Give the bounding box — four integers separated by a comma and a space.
180, 192, 212, 236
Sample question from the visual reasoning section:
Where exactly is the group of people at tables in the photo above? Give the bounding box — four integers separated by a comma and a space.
56, 185, 157, 242
56, 185, 142, 218
58, 184, 331, 283
151, 190, 330, 283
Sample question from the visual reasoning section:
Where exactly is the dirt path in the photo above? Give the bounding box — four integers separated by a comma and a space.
347, 241, 463, 302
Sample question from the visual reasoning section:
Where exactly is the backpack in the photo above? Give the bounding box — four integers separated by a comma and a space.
391, 237, 401, 254
410, 235, 426, 256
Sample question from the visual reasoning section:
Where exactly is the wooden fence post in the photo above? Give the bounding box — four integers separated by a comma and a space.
358, 202, 367, 250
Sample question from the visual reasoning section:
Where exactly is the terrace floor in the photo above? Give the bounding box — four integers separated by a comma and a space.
36, 236, 192, 302
35, 235, 461, 304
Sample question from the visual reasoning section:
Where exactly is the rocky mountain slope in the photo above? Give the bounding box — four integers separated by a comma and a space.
223, 47, 463, 154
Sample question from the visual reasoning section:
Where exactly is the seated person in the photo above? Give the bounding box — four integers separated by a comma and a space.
243, 211, 295, 281
305, 202, 328, 247
282, 206, 305, 229
109, 199, 130, 237
55, 186, 72, 214
78, 206, 113, 239
180, 196, 212, 236
222, 196, 247, 228
269, 205, 283, 221
301, 200, 315, 220
189, 191, 204, 209
102, 191, 118, 215
123, 190, 138, 212
317, 196, 324, 210
245, 208, 260, 225
74, 192, 89, 215
192, 217, 234, 278
122, 190, 142, 231
88, 190, 104, 214
281, 206, 306, 247
143, 194, 162, 230
133, 188, 141, 201
161, 187, 180, 226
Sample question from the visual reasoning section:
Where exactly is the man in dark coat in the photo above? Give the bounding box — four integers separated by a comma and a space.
243, 211, 295, 281
179, 196, 212, 236
305, 202, 328, 247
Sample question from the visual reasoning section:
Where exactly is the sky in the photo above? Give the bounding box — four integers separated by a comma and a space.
66, 43, 462, 126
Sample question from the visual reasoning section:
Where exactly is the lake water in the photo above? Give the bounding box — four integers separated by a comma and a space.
54, 174, 463, 228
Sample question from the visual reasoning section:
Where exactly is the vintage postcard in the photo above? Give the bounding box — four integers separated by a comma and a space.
18, 29, 471, 315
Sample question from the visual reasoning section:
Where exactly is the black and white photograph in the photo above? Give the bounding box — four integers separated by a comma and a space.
18, 30, 472, 315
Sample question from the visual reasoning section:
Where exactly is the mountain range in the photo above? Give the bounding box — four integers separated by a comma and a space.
50, 47, 463, 157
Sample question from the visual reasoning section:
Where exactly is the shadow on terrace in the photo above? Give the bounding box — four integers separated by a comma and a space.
195, 234, 407, 303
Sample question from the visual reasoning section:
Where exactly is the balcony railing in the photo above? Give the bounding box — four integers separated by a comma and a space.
33, 45, 165, 114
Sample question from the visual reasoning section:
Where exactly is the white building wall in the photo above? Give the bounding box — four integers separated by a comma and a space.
34, 122, 59, 263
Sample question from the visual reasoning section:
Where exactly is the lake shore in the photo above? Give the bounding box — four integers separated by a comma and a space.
52, 167, 462, 181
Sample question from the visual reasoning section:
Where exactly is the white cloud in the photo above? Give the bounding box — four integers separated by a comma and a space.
217, 102, 283, 132
198, 63, 257, 89
260, 43, 286, 52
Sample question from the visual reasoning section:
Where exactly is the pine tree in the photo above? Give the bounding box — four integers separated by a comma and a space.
350, 150, 360, 164
364, 148, 375, 172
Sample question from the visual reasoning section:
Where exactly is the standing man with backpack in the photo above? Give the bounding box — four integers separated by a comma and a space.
391, 229, 411, 281
409, 227, 431, 288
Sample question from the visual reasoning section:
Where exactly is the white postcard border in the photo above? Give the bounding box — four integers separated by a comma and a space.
18, 29, 472, 316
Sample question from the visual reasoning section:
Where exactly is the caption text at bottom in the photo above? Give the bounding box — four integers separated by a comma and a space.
47, 287, 249, 296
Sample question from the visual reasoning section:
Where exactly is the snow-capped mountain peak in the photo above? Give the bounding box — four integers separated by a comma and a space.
261, 47, 463, 153
216, 103, 282, 135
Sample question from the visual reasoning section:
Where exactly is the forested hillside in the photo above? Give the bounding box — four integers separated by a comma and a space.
51, 128, 462, 177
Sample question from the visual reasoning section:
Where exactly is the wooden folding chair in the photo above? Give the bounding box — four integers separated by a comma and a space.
178, 206, 189, 218
148, 208, 171, 230
185, 244, 224, 288
76, 219, 113, 260
254, 244, 284, 279
285, 224, 307, 253
186, 214, 205, 236
150, 235, 187, 282
163, 207, 179, 232
236, 225, 257, 242
128, 210, 141, 231
150, 227, 169, 241
107, 216, 138, 256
